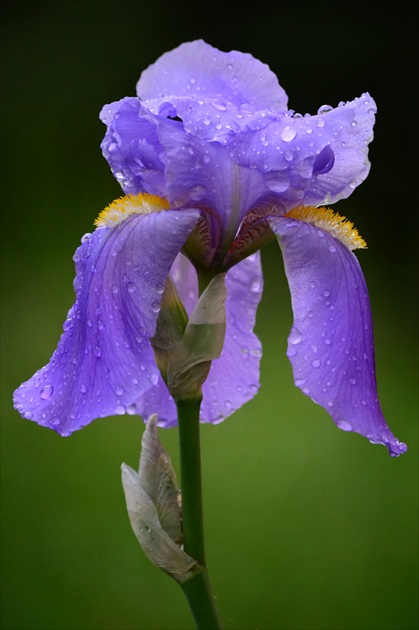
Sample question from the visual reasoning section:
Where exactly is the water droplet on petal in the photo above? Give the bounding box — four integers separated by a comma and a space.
337, 420, 353, 431
151, 302, 161, 314
115, 386, 124, 396
150, 373, 159, 385
81, 233, 91, 243
318, 104, 333, 115
250, 278, 262, 293
281, 126, 297, 142
115, 404, 125, 415
289, 326, 302, 345
311, 359, 321, 368
40, 384, 54, 400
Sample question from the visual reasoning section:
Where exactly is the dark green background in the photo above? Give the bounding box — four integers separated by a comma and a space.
1, 2, 417, 629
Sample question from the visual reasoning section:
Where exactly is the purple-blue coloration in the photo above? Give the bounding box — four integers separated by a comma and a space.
13, 41, 406, 456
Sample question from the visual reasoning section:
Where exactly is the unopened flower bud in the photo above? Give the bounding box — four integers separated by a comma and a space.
121, 415, 198, 582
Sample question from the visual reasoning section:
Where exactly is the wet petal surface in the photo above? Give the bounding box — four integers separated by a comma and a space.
13, 210, 199, 435
201, 252, 263, 423
270, 216, 406, 456
136, 40, 288, 142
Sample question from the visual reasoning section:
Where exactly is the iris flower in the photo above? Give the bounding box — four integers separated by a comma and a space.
13, 40, 406, 456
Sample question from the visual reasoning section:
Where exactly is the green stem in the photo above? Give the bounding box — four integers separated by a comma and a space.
176, 397, 223, 630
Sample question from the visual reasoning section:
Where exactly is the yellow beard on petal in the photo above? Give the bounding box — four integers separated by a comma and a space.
94, 193, 170, 228
285, 206, 367, 250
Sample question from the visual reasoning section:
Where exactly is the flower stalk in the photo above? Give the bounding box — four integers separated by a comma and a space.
176, 397, 223, 629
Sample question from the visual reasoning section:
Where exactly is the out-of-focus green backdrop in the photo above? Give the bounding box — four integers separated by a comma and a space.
1, 2, 417, 629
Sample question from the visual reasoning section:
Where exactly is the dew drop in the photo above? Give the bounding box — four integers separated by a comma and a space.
81, 233, 91, 243
80, 384, 87, 394
40, 384, 53, 400
115, 386, 124, 396
295, 378, 306, 387
311, 359, 321, 368
126, 282, 135, 293
126, 404, 137, 415
156, 283, 165, 294
318, 104, 333, 115
349, 377, 356, 385
63, 318, 72, 332
289, 326, 302, 345
151, 302, 161, 314
115, 404, 126, 415
211, 100, 227, 111
250, 278, 262, 293
280, 126, 297, 142
328, 245, 336, 253
150, 373, 159, 385
337, 420, 353, 431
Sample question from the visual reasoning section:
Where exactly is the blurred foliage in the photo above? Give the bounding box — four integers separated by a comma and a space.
1, 2, 417, 629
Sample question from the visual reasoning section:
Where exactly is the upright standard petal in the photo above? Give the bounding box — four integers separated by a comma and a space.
136, 40, 288, 142
100, 97, 166, 196
230, 95, 376, 210
270, 214, 406, 457
13, 208, 199, 435
156, 122, 274, 261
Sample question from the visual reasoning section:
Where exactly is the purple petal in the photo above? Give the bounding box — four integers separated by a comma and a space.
201, 252, 263, 423
134, 374, 177, 429
13, 209, 199, 435
134, 252, 264, 426
136, 40, 288, 143
170, 253, 199, 316
100, 97, 166, 195
230, 94, 376, 210
157, 122, 274, 247
270, 216, 406, 457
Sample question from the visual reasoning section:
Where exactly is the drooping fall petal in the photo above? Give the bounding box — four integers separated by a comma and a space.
270, 215, 406, 456
13, 209, 199, 435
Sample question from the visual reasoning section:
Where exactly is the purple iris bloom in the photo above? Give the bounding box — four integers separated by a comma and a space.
13, 40, 406, 456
